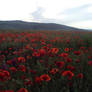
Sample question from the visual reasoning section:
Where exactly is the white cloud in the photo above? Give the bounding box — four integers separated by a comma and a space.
69, 20, 92, 29
0, 0, 37, 21
87, 6, 92, 13
37, 0, 92, 19
0, 0, 92, 29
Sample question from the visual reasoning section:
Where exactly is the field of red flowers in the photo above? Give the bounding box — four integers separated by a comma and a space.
0, 30, 92, 92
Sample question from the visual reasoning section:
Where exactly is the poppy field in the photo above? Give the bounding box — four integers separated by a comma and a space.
0, 30, 92, 92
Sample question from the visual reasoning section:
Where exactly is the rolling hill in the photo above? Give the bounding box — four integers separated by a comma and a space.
0, 20, 89, 31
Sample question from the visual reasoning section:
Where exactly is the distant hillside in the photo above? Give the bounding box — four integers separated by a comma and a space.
0, 20, 89, 31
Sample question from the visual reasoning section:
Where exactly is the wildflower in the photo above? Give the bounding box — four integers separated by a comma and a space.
62, 70, 74, 80
88, 56, 91, 59
32, 52, 40, 57
55, 61, 65, 69
18, 65, 26, 72
64, 48, 69, 52
21, 75, 26, 80
5, 90, 14, 92
75, 59, 80, 63
80, 46, 85, 50
24, 78, 32, 86
66, 57, 72, 63
0, 69, 10, 82
35, 76, 42, 84
38, 49, 46, 56
41, 41, 46, 45
77, 73, 83, 79
59, 53, 68, 58
18, 57, 26, 63
17, 88, 28, 92
52, 48, 59, 54
88, 61, 92, 66
25, 44, 30, 49
9, 67, 17, 72
6, 60, 12, 65
49, 68, 59, 75
40, 74, 51, 82
29, 70, 37, 75
73, 51, 81, 56
67, 65, 75, 71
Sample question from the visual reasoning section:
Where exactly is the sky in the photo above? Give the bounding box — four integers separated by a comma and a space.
0, 0, 92, 29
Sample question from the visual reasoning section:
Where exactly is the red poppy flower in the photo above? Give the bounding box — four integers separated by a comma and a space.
5, 90, 14, 92
67, 65, 75, 71
88, 56, 91, 59
62, 70, 74, 80
40, 74, 51, 82
55, 61, 65, 69
59, 53, 68, 58
77, 73, 83, 79
29, 69, 37, 75
80, 46, 85, 50
41, 41, 46, 45
38, 49, 46, 56
9, 67, 17, 72
52, 48, 59, 54
88, 61, 92, 66
66, 39, 70, 43
24, 78, 32, 86
6, 60, 12, 65
64, 48, 69, 52
35, 76, 42, 84
26, 56, 32, 59
66, 57, 72, 63
18, 65, 26, 72
0, 69, 10, 82
32, 52, 40, 57
18, 57, 26, 63
0, 90, 14, 92
49, 68, 59, 75
70, 48, 73, 51
21, 75, 26, 80
17, 88, 28, 92
73, 51, 81, 56
75, 59, 80, 63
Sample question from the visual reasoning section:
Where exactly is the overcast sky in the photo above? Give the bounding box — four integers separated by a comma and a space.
0, 0, 92, 29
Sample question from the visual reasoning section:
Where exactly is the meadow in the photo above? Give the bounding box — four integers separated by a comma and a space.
0, 30, 92, 92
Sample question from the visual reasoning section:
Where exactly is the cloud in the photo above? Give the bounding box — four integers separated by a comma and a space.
31, 1, 92, 29
71, 20, 92, 29
87, 6, 92, 13
31, 7, 64, 23
31, 7, 44, 22
36, 0, 92, 19
0, 0, 92, 29
59, 4, 92, 23
0, 0, 37, 20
